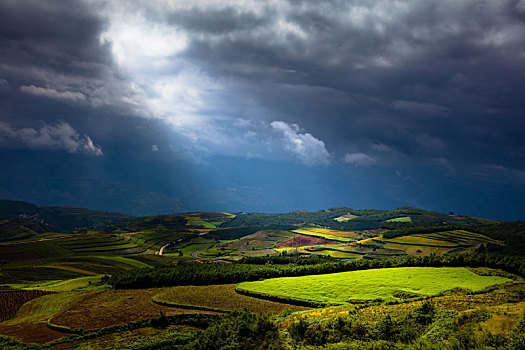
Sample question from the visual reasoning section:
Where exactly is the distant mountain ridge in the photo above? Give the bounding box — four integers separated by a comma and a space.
0, 199, 498, 239
221, 206, 496, 231
0, 199, 134, 233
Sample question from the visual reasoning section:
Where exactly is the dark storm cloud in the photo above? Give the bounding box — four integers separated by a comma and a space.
166, 6, 271, 35
2, 0, 524, 168
1, 0, 525, 218
0, 0, 139, 118
160, 0, 525, 171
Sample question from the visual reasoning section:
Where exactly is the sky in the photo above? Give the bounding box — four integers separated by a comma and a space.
1, 0, 525, 219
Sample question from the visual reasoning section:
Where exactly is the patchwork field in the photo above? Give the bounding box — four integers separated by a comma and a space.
237, 267, 511, 305
221, 230, 295, 250
0, 205, 523, 349
291, 228, 358, 242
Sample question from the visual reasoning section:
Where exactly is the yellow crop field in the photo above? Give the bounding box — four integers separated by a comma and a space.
291, 229, 356, 242
380, 235, 458, 247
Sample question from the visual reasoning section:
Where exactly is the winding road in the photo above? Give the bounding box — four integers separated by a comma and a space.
158, 243, 170, 256
192, 245, 209, 258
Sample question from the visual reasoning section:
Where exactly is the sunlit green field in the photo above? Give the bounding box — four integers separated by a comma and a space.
237, 267, 511, 305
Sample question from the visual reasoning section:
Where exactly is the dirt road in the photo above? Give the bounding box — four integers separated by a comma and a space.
158, 243, 170, 256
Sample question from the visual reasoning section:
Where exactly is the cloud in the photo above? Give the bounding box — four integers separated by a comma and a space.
0, 121, 103, 155
1, 0, 525, 172
20, 85, 87, 102
371, 143, 391, 153
0, 1, 141, 112
271, 121, 330, 166
342, 152, 376, 167
151, 144, 159, 152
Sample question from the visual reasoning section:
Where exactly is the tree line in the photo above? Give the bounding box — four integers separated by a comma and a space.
107, 253, 525, 289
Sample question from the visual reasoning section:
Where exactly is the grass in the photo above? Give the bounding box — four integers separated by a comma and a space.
185, 216, 216, 228
29, 276, 105, 292
237, 267, 511, 305
478, 302, 525, 335
282, 280, 525, 329
386, 216, 412, 223
0, 266, 86, 283
153, 284, 309, 314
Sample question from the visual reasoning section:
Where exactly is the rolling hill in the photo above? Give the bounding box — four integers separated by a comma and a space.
0, 200, 135, 233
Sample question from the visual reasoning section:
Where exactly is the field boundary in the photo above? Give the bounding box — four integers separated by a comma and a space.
44, 313, 219, 347
47, 318, 82, 334
151, 294, 227, 313
234, 286, 327, 308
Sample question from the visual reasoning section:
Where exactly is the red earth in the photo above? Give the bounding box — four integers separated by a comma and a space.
276, 235, 337, 248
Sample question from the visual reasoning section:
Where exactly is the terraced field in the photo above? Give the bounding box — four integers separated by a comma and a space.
222, 230, 295, 250
237, 267, 511, 305
416, 230, 500, 245
291, 228, 358, 242
371, 230, 502, 256
194, 227, 498, 261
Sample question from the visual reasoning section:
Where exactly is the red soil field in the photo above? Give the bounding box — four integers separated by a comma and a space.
0, 290, 50, 321
277, 235, 336, 248
367, 229, 389, 235
0, 246, 41, 261
50, 289, 217, 331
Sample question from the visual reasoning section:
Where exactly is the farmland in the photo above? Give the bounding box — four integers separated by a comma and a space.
0, 203, 525, 349
152, 284, 309, 313
236, 267, 512, 305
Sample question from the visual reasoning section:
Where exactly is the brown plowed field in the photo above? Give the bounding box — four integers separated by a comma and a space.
0, 245, 41, 261
50, 289, 217, 331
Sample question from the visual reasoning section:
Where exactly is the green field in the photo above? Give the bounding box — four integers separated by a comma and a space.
237, 267, 511, 305
386, 216, 412, 223
334, 213, 359, 222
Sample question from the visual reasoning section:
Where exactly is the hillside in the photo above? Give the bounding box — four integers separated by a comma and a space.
0, 200, 134, 233
0, 219, 49, 242
1, 202, 525, 349
222, 206, 494, 231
